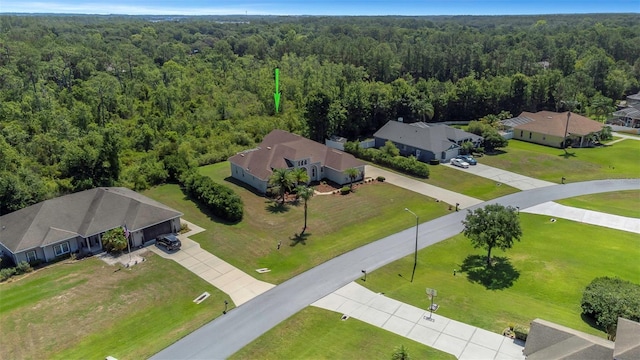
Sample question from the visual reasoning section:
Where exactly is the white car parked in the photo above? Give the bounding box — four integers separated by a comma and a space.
451, 158, 470, 168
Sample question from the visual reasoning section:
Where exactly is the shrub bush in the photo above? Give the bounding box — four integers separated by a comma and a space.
0, 267, 16, 282
344, 142, 429, 178
429, 159, 440, 165
581, 277, 640, 338
376, 176, 385, 182
181, 171, 244, 222
514, 325, 529, 341
15, 261, 33, 275
340, 186, 351, 195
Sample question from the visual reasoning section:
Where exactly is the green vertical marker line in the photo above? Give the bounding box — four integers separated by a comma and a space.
274, 67, 281, 113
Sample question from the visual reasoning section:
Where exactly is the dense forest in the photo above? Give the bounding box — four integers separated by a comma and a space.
1, 14, 639, 214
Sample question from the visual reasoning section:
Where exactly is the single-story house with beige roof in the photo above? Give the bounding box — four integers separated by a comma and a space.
0, 187, 182, 265
502, 111, 605, 149
228, 130, 365, 194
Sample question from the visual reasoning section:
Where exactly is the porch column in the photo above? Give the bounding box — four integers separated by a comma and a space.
98, 233, 103, 250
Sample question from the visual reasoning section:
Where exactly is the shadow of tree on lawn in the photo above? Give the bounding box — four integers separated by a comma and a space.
559, 151, 577, 159
289, 232, 311, 246
265, 201, 290, 214
459, 255, 520, 290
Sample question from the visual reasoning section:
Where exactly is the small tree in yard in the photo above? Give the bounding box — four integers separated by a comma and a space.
102, 228, 128, 253
345, 167, 360, 189
391, 345, 410, 360
462, 204, 522, 266
296, 185, 314, 235
269, 168, 295, 204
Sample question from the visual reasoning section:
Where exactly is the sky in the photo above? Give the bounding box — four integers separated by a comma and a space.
1, 0, 639, 16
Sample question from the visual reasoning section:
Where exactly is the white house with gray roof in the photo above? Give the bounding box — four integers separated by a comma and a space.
373, 120, 482, 163
0, 187, 182, 265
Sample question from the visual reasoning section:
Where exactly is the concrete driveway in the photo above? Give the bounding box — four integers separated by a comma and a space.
444, 162, 555, 190
149, 221, 274, 306
313, 282, 525, 360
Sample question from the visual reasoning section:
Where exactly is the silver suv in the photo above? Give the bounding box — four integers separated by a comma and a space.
156, 234, 181, 251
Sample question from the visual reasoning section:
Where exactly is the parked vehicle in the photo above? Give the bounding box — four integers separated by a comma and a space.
451, 158, 470, 168
456, 154, 477, 165
156, 234, 182, 251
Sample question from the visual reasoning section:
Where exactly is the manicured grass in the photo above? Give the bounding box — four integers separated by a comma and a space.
366, 161, 519, 201
362, 214, 640, 338
144, 162, 451, 284
230, 307, 455, 360
0, 254, 226, 360
556, 190, 640, 218
424, 163, 519, 200
480, 139, 640, 183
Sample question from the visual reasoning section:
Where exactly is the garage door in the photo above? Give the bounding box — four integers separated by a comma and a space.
143, 221, 173, 242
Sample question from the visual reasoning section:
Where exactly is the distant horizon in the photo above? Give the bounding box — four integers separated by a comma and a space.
1, 0, 638, 16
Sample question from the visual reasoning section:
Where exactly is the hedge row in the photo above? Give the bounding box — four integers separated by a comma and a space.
345, 142, 429, 178
181, 172, 244, 222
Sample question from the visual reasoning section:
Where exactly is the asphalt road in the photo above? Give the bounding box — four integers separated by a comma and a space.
152, 179, 640, 360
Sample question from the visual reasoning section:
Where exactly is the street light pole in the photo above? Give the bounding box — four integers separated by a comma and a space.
404, 208, 419, 283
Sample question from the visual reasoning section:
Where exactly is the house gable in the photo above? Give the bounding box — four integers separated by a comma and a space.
373, 121, 481, 156
0, 187, 183, 256
228, 130, 364, 193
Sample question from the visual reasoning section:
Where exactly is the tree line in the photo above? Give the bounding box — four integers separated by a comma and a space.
0, 14, 638, 214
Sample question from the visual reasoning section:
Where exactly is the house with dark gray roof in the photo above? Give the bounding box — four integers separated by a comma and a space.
0, 187, 182, 265
228, 130, 365, 193
524, 317, 640, 360
611, 92, 640, 129
373, 120, 482, 163
502, 111, 605, 149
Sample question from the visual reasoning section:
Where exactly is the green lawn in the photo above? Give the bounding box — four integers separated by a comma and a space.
367, 161, 519, 200
231, 307, 455, 360
362, 214, 640, 338
0, 254, 226, 360
556, 190, 640, 218
144, 162, 451, 284
424, 163, 519, 200
480, 139, 640, 183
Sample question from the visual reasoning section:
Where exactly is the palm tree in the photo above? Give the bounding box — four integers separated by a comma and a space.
292, 167, 309, 186
269, 168, 294, 204
296, 185, 314, 235
344, 168, 360, 189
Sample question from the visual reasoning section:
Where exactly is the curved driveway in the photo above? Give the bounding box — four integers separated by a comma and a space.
152, 179, 640, 360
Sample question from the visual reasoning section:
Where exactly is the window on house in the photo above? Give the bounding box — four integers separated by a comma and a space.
26, 251, 37, 262
54, 242, 70, 256
520, 130, 523, 137
529, 132, 532, 139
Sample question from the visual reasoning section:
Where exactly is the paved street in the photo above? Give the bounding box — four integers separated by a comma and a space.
152, 179, 640, 360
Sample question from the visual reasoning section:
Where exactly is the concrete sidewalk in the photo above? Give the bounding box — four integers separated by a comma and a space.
365, 165, 483, 209
313, 282, 525, 360
522, 201, 640, 234
149, 220, 275, 306
444, 163, 555, 190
